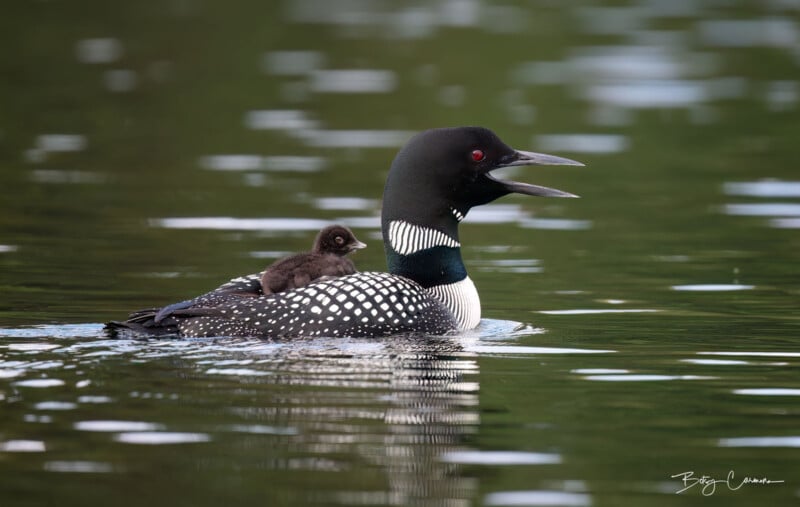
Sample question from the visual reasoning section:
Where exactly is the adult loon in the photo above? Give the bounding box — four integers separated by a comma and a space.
107, 127, 582, 338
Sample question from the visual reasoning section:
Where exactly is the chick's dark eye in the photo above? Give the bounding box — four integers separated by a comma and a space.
335, 236, 344, 244
471, 149, 485, 162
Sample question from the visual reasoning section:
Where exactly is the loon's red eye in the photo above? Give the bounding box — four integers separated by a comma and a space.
471, 149, 485, 162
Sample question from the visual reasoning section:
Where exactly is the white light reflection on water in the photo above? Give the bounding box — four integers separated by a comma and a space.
571, 369, 629, 375
698, 18, 798, 48
733, 388, 800, 396
35, 134, 87, 153
724, 203, 800, 216
30, 170, 107, 185
290, 129, 413, 148
466, 345, 612, 355
484, 490, 592, 507
313, 197, 378, 211
244, 109, 320, 131
520, 218, 593, 231
14, 379, 65, 388
75, 38, 122, 64
227, 424, 298, 435
44, 461, 114, 473
337, 216, 381, 229
475, 259, 542, 274
35, 401, 77, 411
671, 284, 754, 291
440, 451, 561, 465
463, 204, 528, 224
310, 69, 396, 93
199, 155, 327, 172
584, 80, 709, 109
769, 218, 800, 228
724, 180, 800, 197
572, 45, 706, 81
150, 217, 332, 231
7, 343, 61, 352
681, 358, 749, 366
114, 432, 211, 445
286, 0, 480, 32
535, 134, 630, 154
765, 80, 798, 111
455, 203, 590, 230
582, 374, 714, 382
205, 368, 271, 376
0, 440, 46, 452
698, 351, 800, 358
74, 421, 163, 432
248, 250, 291, 259
718, 436, 800, 448
539, 309, 658, 315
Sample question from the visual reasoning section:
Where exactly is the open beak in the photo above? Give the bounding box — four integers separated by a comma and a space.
489, 149, 583, 198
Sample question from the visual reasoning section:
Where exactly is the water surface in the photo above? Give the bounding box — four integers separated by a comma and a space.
1, 1, 799, 506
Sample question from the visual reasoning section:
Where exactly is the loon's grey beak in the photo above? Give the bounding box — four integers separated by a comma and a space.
350, 240, 367, 251
491, 149, 583, 198
506, 149, 584, 168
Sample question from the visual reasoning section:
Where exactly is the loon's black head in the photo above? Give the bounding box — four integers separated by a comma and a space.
382, 127, 582, 233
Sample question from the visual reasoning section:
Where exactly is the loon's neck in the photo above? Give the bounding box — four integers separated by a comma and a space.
383, 218, 480, 330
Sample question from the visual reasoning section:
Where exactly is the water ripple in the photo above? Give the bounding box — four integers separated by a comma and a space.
440, 451, 562, 465
733, 388, 800, 396
44, 461, 114, 473
74, 421, 163, 432
114, 432, 212, 445
466, 345, 613, 355
150, 217, 332, 231
0, 440, 46, 452
582, 374, 714, 382
718, 436, 800, 448
671, 284, 754, 291
484, 490, 592, 507
14, 379, 65, 388
539, 309, 658, 315
724, 180, 800, 197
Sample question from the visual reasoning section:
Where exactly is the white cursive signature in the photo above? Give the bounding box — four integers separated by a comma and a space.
671, 470, 785, 496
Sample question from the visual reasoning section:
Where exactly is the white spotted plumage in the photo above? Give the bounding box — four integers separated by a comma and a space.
177, 271, 457, 338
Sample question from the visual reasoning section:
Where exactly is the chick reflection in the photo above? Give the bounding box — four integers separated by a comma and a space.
229, 336, 480, 505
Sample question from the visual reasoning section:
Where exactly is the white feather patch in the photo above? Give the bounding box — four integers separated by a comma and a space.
427, 277, 481, 330
388, 220, 460, 255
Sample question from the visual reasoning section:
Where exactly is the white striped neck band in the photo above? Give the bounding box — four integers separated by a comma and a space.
387, 220, 461, 256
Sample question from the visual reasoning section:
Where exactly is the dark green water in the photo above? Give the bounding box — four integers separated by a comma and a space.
1, 1, 799, 506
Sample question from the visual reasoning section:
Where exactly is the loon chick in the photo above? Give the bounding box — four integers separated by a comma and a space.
261, 224, 366, 295
107, 127, 582, 338
148, 225, 365, 324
